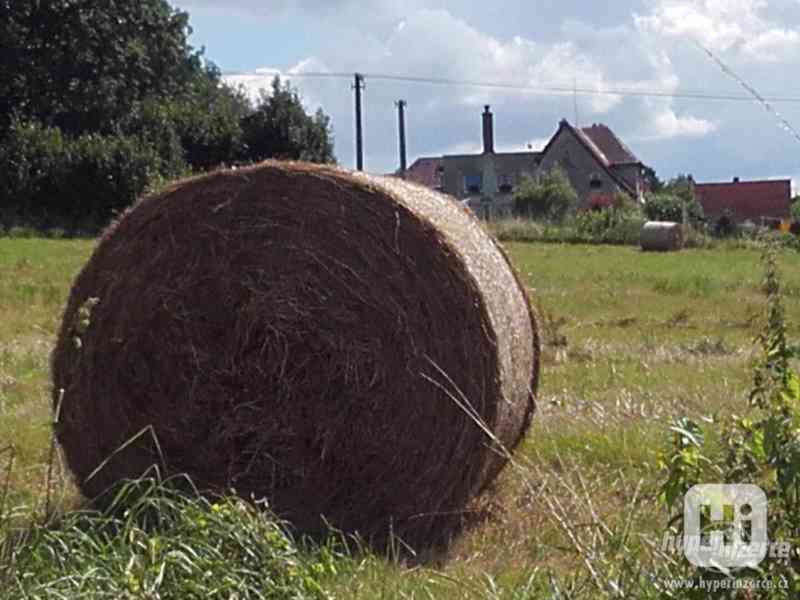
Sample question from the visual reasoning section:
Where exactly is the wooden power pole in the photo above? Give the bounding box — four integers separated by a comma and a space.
353, 73, 365, 171
396, 100, 407, 178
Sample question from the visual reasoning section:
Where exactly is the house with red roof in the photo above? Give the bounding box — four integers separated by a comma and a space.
402, 112, 648, 219
405, 157, 443, 191
693, 177, 791, 224
535, 119, 647, 207
434, 106, 542, 219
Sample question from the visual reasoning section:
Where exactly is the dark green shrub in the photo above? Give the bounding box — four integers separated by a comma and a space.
45, 227, 66, 239
790, 199, 800, 221
59, 133, 162, 224
575, 207, 645, 245
0, 120, 68, 225
0, 120, 170, 230
603, 214, 646, 244
574, 208, 611, 238
713, 210, 737, 237
7, 225, 38, 239
512, 167, 578, 223
643, 192, 704, 223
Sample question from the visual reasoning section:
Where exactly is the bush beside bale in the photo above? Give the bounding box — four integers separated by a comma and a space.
0, 119, 179, 231
640, 221, 684, 252
51, 161, 540, 551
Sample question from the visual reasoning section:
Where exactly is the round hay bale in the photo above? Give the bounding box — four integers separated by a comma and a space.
640, 221, 684, 252
51, 161, 539, 550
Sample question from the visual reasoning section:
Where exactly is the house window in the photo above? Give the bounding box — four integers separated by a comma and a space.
498, 174, 514, 193
435, 165, 444, 191
589, 173, 603, 190
464, 174, 483, 195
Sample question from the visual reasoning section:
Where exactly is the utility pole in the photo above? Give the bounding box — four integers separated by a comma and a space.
396, 100, 407, 178
353, 73, 365, 171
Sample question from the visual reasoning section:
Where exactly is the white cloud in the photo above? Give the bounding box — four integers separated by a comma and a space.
224, 58, 332, 108
742, 28, 800, 61
636, 0, 800, 62
651, 109, 718, 138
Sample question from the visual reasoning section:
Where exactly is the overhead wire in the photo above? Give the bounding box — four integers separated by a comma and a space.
221, 70, 800, 104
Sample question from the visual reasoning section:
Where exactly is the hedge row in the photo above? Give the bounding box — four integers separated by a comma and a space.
0, 120, 187, 232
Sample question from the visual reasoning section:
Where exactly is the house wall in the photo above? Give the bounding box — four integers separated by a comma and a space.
535, 129, 623, 204
441, 152, 539, 219
610, 163, 643, 197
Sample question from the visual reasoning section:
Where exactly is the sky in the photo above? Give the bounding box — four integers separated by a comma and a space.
174, 0, 800, 187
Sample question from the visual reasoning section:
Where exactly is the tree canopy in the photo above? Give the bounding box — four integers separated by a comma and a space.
242, 78, 335, 164
0, 0, 335, 231
0, 0, 202, 136
641, 165, 663, 194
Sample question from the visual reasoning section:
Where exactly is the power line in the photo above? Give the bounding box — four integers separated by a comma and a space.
694, 40, 800, 147
222, 70, 800, 104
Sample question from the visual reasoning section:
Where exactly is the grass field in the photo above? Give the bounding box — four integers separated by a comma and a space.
1, 238, 798, 597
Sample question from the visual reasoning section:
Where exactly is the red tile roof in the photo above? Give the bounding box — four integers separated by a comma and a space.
580, 124, 639, 166
694, 179, 791, 222
404, 157, 443, 189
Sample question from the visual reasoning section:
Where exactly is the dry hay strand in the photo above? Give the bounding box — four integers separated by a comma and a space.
51, 161, 540, 551
640, 221, 684, 252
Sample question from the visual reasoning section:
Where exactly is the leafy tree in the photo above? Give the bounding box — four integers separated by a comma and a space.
512, 167, 578, 223
662, 174, 696, 205
122, 69, 251, 171
791, 197, 800, 220
0, 0, 203, 137
242, 76, 336, 163
0, 4, 336, 230
241, 77, 335, 164
641, 165, 664, 193
171, 70, 251, 169
0, 0, 252, 170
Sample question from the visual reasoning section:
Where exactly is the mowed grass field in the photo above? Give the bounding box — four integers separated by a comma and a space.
1, 237, 799, 597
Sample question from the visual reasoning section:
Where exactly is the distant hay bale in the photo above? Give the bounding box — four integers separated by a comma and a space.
51, 161, 540, 550
640, 221, 684, 252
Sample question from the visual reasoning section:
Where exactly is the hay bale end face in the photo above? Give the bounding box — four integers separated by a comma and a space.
51, 161, 539, 550
640, 221, 684, 252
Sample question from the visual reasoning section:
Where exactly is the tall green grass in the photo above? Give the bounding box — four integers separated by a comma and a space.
1, 476, 348, 599
3, 237, 800, 598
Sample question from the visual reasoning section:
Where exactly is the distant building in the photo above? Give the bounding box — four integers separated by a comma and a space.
405, 157, 443, 191
404, 111, 648, 219
438, 106, 542, 219
535, 119, 648, 206
694, 177, 791, 224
